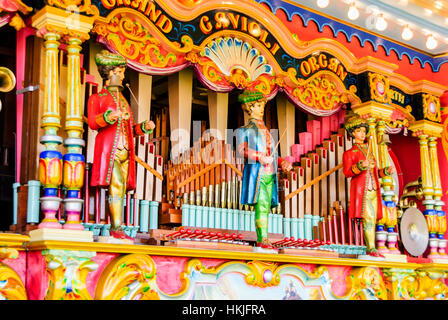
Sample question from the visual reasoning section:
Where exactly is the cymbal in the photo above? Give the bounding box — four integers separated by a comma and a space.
399, 207, 429, 257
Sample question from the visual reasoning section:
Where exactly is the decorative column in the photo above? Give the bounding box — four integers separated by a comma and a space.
417, 134, 438, 256
409, 118, 444, 258
377, 120, 399, 254
428, 136, 447, 258
31, 6, 94, 237
63, 35, 88, 230
36, 30, 64, 229
365, 117, 388, 254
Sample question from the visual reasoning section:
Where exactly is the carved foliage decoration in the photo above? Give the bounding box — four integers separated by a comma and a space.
93, 11, 192, 69
0, 250, 27, 300
95, 254, 159, 300
285, 70, 354, 112
383, 268, 448, 300
44, 250, 98, 300
346, 267, 388, 300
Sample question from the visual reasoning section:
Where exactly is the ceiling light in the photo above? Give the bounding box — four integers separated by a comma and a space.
426, 34, 438, 50
424, 8, 433, 16
435, 1, 443, 9
375, 14, 388, 31
317, 0, 329, 8
348, 2, 360, 20
401, 25, 413, 40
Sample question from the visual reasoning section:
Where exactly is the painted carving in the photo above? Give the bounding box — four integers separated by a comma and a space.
95, 254, 159, 300
43, 249, 98, 300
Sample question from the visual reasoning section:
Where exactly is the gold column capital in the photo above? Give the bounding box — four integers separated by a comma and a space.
31, 5, 93, 42
408, 120, 443, 138
351, 101, 395, 121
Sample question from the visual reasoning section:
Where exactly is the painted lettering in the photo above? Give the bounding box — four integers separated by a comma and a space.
300, 61, 312, 77
130, 0, 149, 12
199, 16, 213, 34
144, 2, 162, 22
215, 12, 230, 29
156, 15, 172, 33
336, 64, 347, 81
328, 58, 339, 73
308, 56, 320, 73
258, 30, 271, 49
241, 16, 248, 32
227, 13, 240, 29
318, 54, 328, 68
101, 0, 115, 9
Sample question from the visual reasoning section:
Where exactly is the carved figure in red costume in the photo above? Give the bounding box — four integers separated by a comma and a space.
343, 113, 394, 258
88, 50, 155, 240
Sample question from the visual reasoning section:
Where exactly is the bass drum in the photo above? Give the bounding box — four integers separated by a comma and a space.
398, 207, 429, 257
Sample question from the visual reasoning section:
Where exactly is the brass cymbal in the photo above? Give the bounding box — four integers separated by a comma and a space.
399, 207, 429, 257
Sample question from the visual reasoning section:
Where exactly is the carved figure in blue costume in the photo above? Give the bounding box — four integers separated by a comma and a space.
237, 90, 292, 249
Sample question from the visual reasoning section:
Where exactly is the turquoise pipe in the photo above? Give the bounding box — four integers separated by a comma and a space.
202, 206, 209, 228
283, 217, 291, 238
298, 218, 305, 240
208, 207, 215, 228
149, 201, 159, 230
232, 210, 239, 230
12, 182, 20, 225
304, 214, 312, 240
221, 209, 227, 229
227, 209, 234, 230
188, 205, 196, 227
195, 206, 203, 228
214, 208, 221, 229
182, 204, 190, 226
27, 180, 41, 223
291, 218, 299, 239
139, 200, 150, 232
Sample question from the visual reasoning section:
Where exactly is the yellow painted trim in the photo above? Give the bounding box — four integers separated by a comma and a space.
0, 233, 30, 250
24, 240, 431, 269
408, 120, 444, 138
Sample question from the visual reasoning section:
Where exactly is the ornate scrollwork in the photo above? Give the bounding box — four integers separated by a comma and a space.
43, 250, 98, 300
287, 71, 351, 111
0, 263, 27, 300
368, 73, 391, 104
95, 254, 159, 300
346, 267, 388, 300
93, 11, 192, 69
423, 94, 441, 123
383, 268, 448, 300
245, 261, 281, 288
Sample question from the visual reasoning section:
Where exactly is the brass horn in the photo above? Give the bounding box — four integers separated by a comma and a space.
399, 177, 423, 209
0, 67, 16, 93
0, 67, 16, 112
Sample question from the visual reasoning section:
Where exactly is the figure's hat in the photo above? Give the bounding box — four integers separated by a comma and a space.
344, 111, 369, 137
95, 50, 127, 67
238, 90, 264, 104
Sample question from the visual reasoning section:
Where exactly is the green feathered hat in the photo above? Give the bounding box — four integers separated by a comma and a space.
344, 111, 369, 138
95, 50, 127, 67
238, 90, 264, 104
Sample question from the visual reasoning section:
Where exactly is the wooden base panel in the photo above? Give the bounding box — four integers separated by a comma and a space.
164, 239, 253, 252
